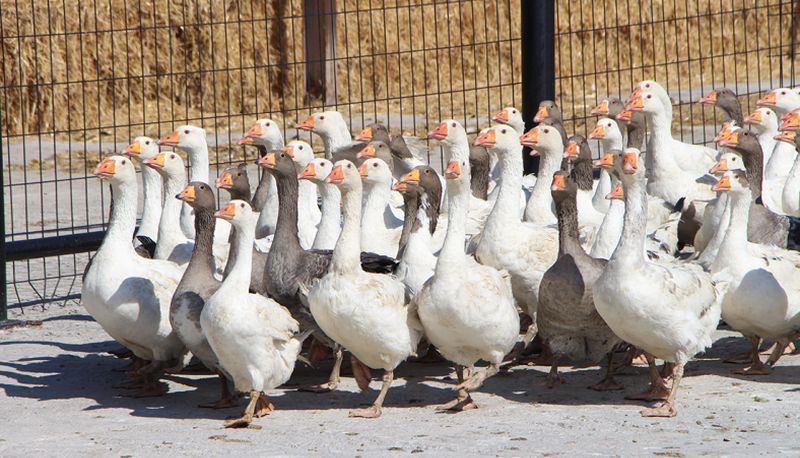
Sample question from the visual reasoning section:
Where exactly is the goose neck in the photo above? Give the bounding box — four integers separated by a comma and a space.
717, 190, 751, 266
611, 174, 647, 267
219, 220, 255, 294
273, 171, 302, 249
436, 179, 469, 273
332, 185, 363, 273
181, 207, 217, 286
526, 148, 561, 222
139, 166, 163, 236
492, 147, 524, 218
362, 181, 392, 226
156, 172, 187, 253
322, 127, 354, 160
183, 144, 210, 183
98, 179, 138, 257
555, 196, 584, 257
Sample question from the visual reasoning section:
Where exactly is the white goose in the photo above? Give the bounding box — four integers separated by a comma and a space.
202, 200, 308, 428
776, 130, 800, 217
594, 148, 723, 418
415, 149, 518, 411
299, 158, 342, 250
757, 89, 800, 182
743, 108, 778, 168
284, 140, 322, 249
295, 111, 362, 161
81, 156, 186, 396
239, 118, 285, 238
306, 160, 423, 419
588, 117, 624, 213
122, 137, 162, 244
710, 170, 800, 375
358, 157, 405, 257
521, 124, 561, 225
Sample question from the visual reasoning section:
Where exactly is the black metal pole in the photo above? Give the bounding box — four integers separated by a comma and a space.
1, 105, 6, 321
521, 0, 555, 175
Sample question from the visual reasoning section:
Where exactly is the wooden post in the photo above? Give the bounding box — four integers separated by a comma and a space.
304, 0, 337, 106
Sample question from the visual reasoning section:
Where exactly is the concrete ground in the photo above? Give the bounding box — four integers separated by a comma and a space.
1, 303, 799, 457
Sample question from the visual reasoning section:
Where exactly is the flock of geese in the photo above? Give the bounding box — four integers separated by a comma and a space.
80, 79, 800, 428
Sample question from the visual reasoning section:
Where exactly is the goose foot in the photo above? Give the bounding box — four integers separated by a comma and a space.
348, 405, 382, 419
224, 389, 262, 428
733, 362, 772, 375
200, 376, 240, 409
300, 346, 343, 393
350, 356, 373, 392
254, 394, 275, 418
660, 362, 675, 380
307, 337, 333, 362
349, 371, 393, 419
765, 338, 791, 367
589, 376, 623, 391
456, 364, 499, 391
625, 384, 670, 401
435, 395, 478, 412
640, 400, 677, 418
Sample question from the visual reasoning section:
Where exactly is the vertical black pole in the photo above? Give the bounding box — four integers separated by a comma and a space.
521, 0, 555, 175
0, 106, 6, 322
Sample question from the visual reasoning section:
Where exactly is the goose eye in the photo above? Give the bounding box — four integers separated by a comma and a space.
424, 169, 430, 174
237, 172, 242, 176
645, 83, 651, 88
240, 203, 245, 208
265, 122, 270, 127
200, 185, 205, 189
501, 129, 507, 134
170, 154, 176, 159
451, 122, 456, 128
280, 153, 286, 158
145, 140, 150, 145
781, 91, 786, 95
347, 164, 352, 169
646, 94, 652, 99
298, 145, 303, 149
319, 115, 325, 120
184, 129, 190, 134
461, 161, 466, 166
608, 123, 612, 127
543, 128, 550, 133
511, 109, 516, 114
373, 162, 378, 167
121, 160, 126, 165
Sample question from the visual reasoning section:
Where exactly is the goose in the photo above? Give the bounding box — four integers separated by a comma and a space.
82, 156, 186, 396
202, 200, 309, 428
306, 160, 424, 418
589, 182, 625, 260
393, 166, 444, 297
627, 90, 716, 206
699, 88, 744, 125
615, 108, 646, 150
776, 130, 800, 217
588, 117, 624, 213
414, 154, 518, 411
239, 118, 285, 239
591, 96, 625, 122
533, 100, 568, 144
157, 125, 230, 241
744, 108, 779, 168
709, 170, 800, 375
474, 125, 559, 340
358, 157, 405, 257
259, 150, 397, 393
468, 145, 491, 200
299, 158, 342, 250
757, 89, 800, 182
143, 152, 228, 268
170, 182, 236, 408
295, 111, 363, 161
122, 137, 162, 247
492, 106, 526, 134
564, 134, 609, 225
520, 124, 562, 224
537, 171, 622, 390
356, 140, 430, 212
216, 164, 268, 292
284, 140, 322, 249
593, 148, 723, 418
758, 87, 800, 116
779, 109, 800, 131
354, 123, 427, 176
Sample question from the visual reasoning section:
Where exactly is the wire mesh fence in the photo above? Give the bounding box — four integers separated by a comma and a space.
1, 0, 521, 309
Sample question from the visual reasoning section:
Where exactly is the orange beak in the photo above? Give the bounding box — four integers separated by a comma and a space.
757, 91, 776, 107
428, 122, 448, 140
215, 202, 237, 220
299, 162, 316, 180
94, 157, 116, 178
563, 140, 579, 158
357, 143, 376, 159
779, 114, 800, 132
550, 174, 566, 192
474, 130, 497, 148
519, 128, 539, 149
357, 162, 370, 178
295, 115, 315, 131
355, 127, 373, 142
492, 109, 509, 123
326, 164, 345, 184
281, 145, 295, 158
606, 183, 624, 200
589, 124, 606, 139
712, 175, 731, 192
593, 152, 615, 168
622, 151, 638, 174
122, 140, 141, 157
591, 100, 609, 115
239, 123, 263, 145
533, 105, 549, 122
717, 130, 740, 147
444, 160, 461, 179
743, 110, 762, 125
626, 95, 644, 112
157, 130, 179, 147
709, 159, 728, 175
699, 90, 717, 105
616, 109, 633, 122
216, 171, 234, 189
143, 153, 166, 169
258, 152, 277, 169
177, 184, 196, 202
626, 87, 641, 105
392, 168, 420, 192
775, 130, 797, 144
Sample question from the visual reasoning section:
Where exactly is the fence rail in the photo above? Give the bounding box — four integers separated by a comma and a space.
2, 0, 799, 316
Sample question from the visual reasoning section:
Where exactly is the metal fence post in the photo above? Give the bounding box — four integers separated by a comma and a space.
0, 104, 6, 322
521, 0, 555, 175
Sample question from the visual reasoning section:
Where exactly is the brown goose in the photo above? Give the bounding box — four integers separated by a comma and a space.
533, 100, 568, 144
699, 88, 744, 126
537, 171, 622, 389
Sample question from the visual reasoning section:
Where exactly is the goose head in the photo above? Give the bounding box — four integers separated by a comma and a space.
393, 165, 441, 200
474, 124, 518, 155
258, 149, 296, 180
744, 108, 779, 133
295, 111, 349, 138
593, 148, 619, 171
240, 118, 283, 148
357, 141, 393, 164
563, 134, 590, 161
355, 123, 391, 143
93, 155, 136, 184
712, 170, 749, 196
533, 100, 562, 123
216, 163, 250, 197
606, 182, 624, 200
428, 119, 469, 152
326, 160, 362, 193
520, 124, 563, 156
284, 140, 315, 169
357, 158, 393, 187
143, 151, 184, 178
778, 109, 800, 132
123, 136, 159, 161
717, 129, 763, 162
591, 97, 624, 118
588, 117, 623, 145
215, 200, 257, 229
444, 154, 470, 192
699, 88, 738, 111
619, 147, 643, 181
774, 129, 798, 147
157, 125, 207, 152
626, 90, 664, 115
177, 181, 216, 210
299, 158, 335, 184
549, 170, 577, 203
757, 88, 800, 114
492, 106, 525, 133
709, 151, 745, 175
630, 80, 671, 111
